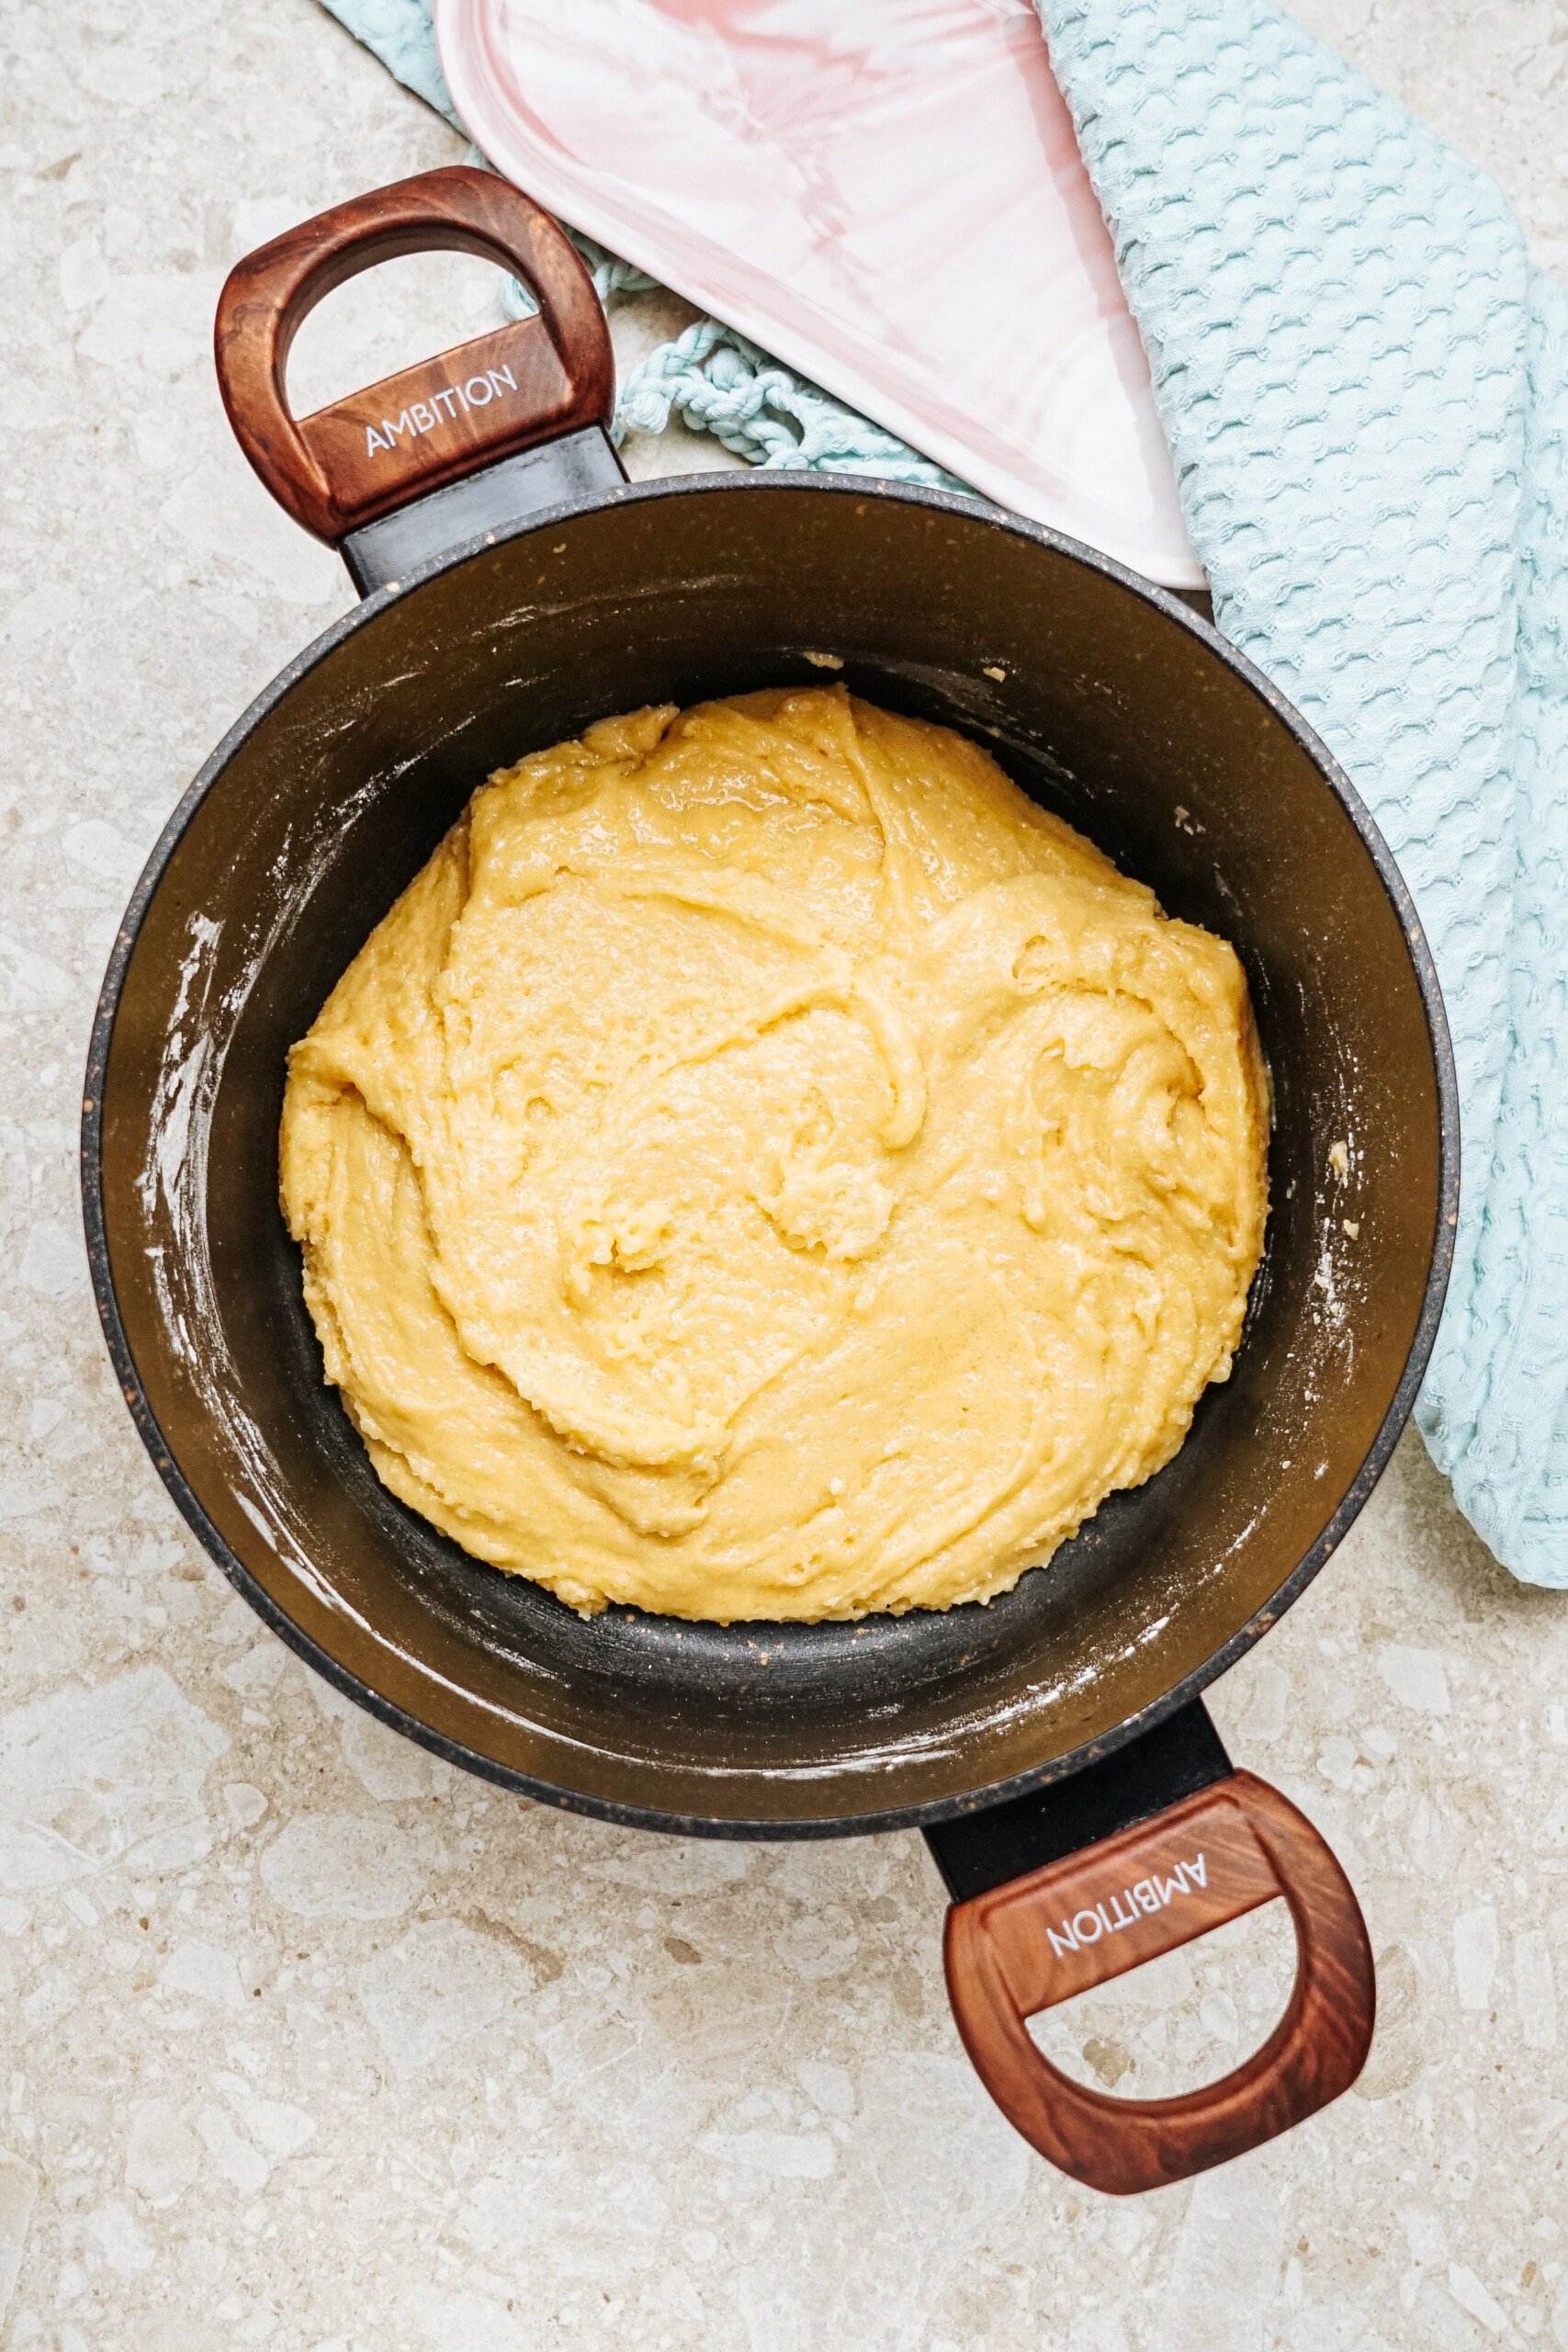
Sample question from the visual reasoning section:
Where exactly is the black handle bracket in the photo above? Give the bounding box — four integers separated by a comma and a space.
923, 1699, 1234, 1904
340, 425, 627, 596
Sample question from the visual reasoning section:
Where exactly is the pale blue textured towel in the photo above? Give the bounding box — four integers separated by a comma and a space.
320, 0, 1568, 1587
1043, 1, 1568, 1592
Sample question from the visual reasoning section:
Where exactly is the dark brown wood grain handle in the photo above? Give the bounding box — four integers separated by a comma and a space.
214, 165, 614, 543
943, 1770, 1374, 2196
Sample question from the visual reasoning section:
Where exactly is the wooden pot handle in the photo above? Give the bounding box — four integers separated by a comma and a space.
214, 165, 614, 544
943, 1770, 1374, 2197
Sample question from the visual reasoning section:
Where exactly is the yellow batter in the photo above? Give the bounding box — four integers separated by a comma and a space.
281, 687, 1268, 1621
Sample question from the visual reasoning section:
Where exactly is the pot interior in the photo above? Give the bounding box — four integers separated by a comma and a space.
92, 480, 1450, 1830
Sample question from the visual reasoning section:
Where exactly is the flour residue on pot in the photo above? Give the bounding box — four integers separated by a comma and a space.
131, 816, 369, 1611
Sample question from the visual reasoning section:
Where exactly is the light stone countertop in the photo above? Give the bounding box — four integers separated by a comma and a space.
2, 2, 1566, 2345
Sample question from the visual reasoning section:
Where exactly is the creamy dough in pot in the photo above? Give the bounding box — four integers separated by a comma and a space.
280, 687, 1268, 1621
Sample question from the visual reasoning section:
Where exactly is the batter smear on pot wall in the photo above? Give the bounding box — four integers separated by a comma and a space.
279, 686, 1268, 1621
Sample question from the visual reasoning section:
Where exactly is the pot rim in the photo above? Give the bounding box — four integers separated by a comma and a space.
80, 469, 1461, 1839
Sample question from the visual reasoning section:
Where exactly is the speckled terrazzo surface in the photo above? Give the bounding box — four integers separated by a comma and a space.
1, 2, 1566, 2344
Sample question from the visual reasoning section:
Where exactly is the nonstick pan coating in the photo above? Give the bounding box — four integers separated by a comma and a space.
85, 477, 1456, 1834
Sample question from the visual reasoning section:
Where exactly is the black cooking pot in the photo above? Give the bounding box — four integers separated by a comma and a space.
83, 170, 1457, 2196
